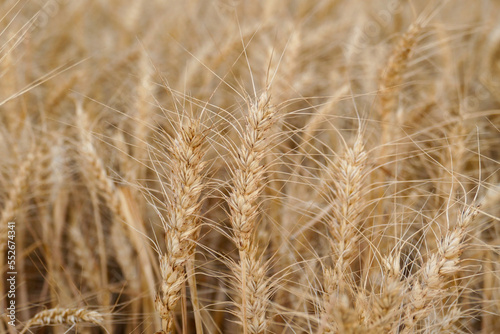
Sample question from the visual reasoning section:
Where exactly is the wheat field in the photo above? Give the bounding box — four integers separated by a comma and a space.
1, 0, 500, 333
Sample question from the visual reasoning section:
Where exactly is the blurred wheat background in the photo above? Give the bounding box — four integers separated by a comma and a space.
1, 0, 500, 333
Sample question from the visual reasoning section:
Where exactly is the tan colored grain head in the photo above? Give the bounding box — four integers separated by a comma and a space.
20, 308, 104, 334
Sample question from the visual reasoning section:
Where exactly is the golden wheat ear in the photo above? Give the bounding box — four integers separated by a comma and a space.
227, 91, 278, 334
154, 115, 208, 333
402, 204, 479, 333
318, 131, 370, 333
19, 308, 104, 334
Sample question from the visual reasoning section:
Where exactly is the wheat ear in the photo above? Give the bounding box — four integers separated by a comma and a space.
75, 101, 156, 328
329, 135, 368, 283
155, 117, 207, 333
379, 22, 423, 121
228, 92, 276, 334
68, 219, 100, 292
318, 134, 368, 333
20, 308, 104, 334
403, 205, 479, 333
372, 254, 405, 333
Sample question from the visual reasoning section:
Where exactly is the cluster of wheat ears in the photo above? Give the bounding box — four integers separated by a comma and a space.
1, 0, 500, 333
